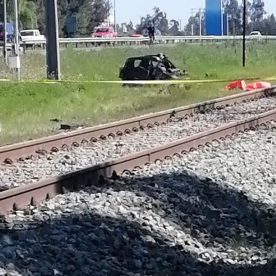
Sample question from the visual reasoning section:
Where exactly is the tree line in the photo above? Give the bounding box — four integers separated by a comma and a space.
0, 0, 274, 36
113, 1, 276, 36
185, 0, 275, 36
0, 0, 110, 35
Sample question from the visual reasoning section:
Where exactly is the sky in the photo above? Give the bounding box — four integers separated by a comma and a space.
112, 0, 276, 28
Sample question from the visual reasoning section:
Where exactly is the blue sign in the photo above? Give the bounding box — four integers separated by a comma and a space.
205, 0, 223, 35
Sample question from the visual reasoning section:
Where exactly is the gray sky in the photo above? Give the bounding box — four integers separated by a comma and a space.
113, 0, 276, 27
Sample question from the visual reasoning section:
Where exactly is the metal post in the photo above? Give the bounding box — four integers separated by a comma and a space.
3, 0, 7, 64
14, 0, 20, 80
113, 0, 116, 32
221, 6, 223, 36
46, 0, 60, 80
242, 0, 246, 67
199, 9, 202, 36
226, 14, 229, 36
191, 24, 194, 36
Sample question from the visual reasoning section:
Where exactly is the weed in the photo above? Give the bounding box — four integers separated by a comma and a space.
0, 42, 275, 145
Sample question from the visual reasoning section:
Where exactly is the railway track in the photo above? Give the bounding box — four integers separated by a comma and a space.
0, 89, 275, 190
0, 110, 275, 275
0, 87, 275, 214
0, 88, 274, 164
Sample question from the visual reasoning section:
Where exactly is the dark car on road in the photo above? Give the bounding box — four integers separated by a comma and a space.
119, 53, 188, 81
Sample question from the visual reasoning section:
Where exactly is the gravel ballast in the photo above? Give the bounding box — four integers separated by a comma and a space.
0, 124, 275, 275
1, 96, 276, 190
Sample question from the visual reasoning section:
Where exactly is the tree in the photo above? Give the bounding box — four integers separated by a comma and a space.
127, 21, 134, 32
0, 0, 37, 29
88, 0, 110, 33
34, 0, 45, 33
251, 0, 265, 23
223, 0, 242, 35
116, 21, 135, 36
169, 20, 179, 36
262, 14, 276, 35
184, 11, 205, 36
250, 0, 266, 31
136, 15, 150, 35
33, 0, 110, 36
19, 0, 37, 29
152, 7, 169, 35
0, 0, 14, 22
135, 7, 169, 36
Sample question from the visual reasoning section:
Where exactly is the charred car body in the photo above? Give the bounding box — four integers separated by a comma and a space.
119, 53, 188, 81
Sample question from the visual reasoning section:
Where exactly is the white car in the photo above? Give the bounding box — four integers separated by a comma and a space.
20, 29, 46, 47
249, 31, 262, 39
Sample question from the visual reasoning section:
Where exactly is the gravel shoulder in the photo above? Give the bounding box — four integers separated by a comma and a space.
1, 96, 276, 190
0, 124, 275, 275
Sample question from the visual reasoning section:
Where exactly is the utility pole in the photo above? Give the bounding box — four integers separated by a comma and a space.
113, 0, 116, 32
233, 17, 236, 36
199, 9, 202, 36
3, 0, 7, 61
14, 0, 20, 80
191, 8, 204, 36
226, 14, 229, 36
242, 0, 246, 67
221, 6, 223, 35
3, 0, 7, 64
46, 0, 60, 80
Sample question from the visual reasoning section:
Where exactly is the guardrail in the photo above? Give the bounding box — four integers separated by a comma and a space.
1, 35, 276, 51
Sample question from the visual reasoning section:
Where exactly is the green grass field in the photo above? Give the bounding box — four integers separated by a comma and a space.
0, 41, 276, 145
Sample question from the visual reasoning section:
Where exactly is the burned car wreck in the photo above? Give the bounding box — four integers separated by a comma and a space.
119, 53, 188, 81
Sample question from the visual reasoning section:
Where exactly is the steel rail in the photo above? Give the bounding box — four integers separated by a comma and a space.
0, 108, 275, 215
0, 87, 275, 164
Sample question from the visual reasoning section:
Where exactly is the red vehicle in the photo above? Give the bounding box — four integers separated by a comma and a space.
130, 33, 144, 38
92, 26, 117, 38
